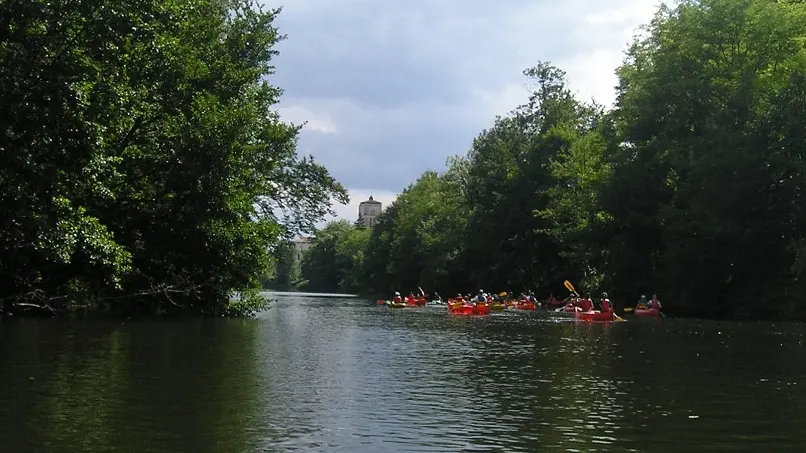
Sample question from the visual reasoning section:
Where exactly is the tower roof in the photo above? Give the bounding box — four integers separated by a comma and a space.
359, 195, 381, 205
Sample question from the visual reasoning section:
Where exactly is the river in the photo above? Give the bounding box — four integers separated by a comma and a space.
0, 293, 803, 452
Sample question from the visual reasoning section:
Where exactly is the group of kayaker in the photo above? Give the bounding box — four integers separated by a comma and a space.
390, 288, 662, 314
563, 293, 613, 313
391, 289, 542, 307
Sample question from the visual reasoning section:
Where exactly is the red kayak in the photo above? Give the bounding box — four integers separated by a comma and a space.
514, 301, 536, 310
405, 297, 427, 306
448, 302, 490, 316
635, 307, 661, 317
575, 310, 615, 322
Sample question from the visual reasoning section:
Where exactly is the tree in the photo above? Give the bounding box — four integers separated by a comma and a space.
300, 220, 370, 294
0, 0, 346, 316
611, 0, 806, 317
266, 240, 301, 291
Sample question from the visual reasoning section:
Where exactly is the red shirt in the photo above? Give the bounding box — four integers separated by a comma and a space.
581, 299, 593, 311
601, 299, 612, 312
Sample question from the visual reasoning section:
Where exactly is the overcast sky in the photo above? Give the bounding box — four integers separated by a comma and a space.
262, 0, 661, 224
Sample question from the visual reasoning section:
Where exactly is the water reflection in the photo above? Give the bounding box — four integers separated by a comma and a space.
0, 319, 262, 453
1, 297, 805, 452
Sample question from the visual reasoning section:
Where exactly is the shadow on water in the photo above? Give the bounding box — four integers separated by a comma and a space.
1, 295, 806, 452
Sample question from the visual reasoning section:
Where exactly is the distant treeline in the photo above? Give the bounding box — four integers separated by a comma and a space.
269, 0, 806, 320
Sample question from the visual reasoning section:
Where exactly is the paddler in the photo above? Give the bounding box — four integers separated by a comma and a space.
649, 294, 662, 310
637, 295, 647, 309
432, 292, 442, 303
600, 292, 612, 312
580, 294, 594, 312
393, 292, 402, 304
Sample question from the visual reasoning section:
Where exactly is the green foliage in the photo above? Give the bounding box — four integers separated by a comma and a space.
263, 239, 302, 291
300, 220, 369, 293
0, 0, 345, 316
302, 1, 806, 320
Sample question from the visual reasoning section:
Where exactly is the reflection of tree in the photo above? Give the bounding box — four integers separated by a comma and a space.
0, 320, 263, 452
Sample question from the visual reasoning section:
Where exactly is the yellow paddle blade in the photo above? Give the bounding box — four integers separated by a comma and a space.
563, 280, 576, 293
624, 307, 634, 312
499, 292, 507, 297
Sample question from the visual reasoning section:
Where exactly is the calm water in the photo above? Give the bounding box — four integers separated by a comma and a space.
1, 295, 804, 452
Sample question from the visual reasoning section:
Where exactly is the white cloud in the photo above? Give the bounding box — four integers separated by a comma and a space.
276, 105, 338, 134
266, 0, 662, 194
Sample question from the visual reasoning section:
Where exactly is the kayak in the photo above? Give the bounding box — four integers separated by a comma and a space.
635, 307, 661, 317
491, 302, 505, 311
387, 302, 406, 309
448, 302, 490, 316
475, 303, 491, 315
514, 301, 536, 310
575, 310, 615, 322
448, 302, 474, 315
405, 297, 427, 306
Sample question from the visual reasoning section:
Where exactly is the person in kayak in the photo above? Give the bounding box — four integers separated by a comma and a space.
637, 295, 647, 309
432, 292, 442, 303
580, 294, 594, 312
600, 292, 612, 312
649, 294, 662, 310
393, 292, 402, 304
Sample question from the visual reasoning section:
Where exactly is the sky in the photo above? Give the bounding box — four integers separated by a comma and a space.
262, 0, 661, 225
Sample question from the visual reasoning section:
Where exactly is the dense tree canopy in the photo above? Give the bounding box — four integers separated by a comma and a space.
294, 0, 806, 320
0, 0, 346, 316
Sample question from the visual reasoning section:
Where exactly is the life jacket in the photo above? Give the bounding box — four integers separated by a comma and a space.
601, 299, 612, 312
582, 299, 593, 311
393, 296, 402, 303
650, 299, 659, 309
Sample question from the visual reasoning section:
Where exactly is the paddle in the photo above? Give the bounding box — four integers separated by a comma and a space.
556, 280, 580, 312
563, 280, 579, 296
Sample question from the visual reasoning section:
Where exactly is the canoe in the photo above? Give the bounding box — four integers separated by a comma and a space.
514, 301, 536, 310
404, 297, 427, 306
635, 307, 661, 317
575, 310, 615, 322
491, 302, 505, 311
449, 302, 490, 316
448, 303, 474, 315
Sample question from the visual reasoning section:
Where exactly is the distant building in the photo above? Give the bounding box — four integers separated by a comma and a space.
291, 237, 314, 262
358, 195, 382, 227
